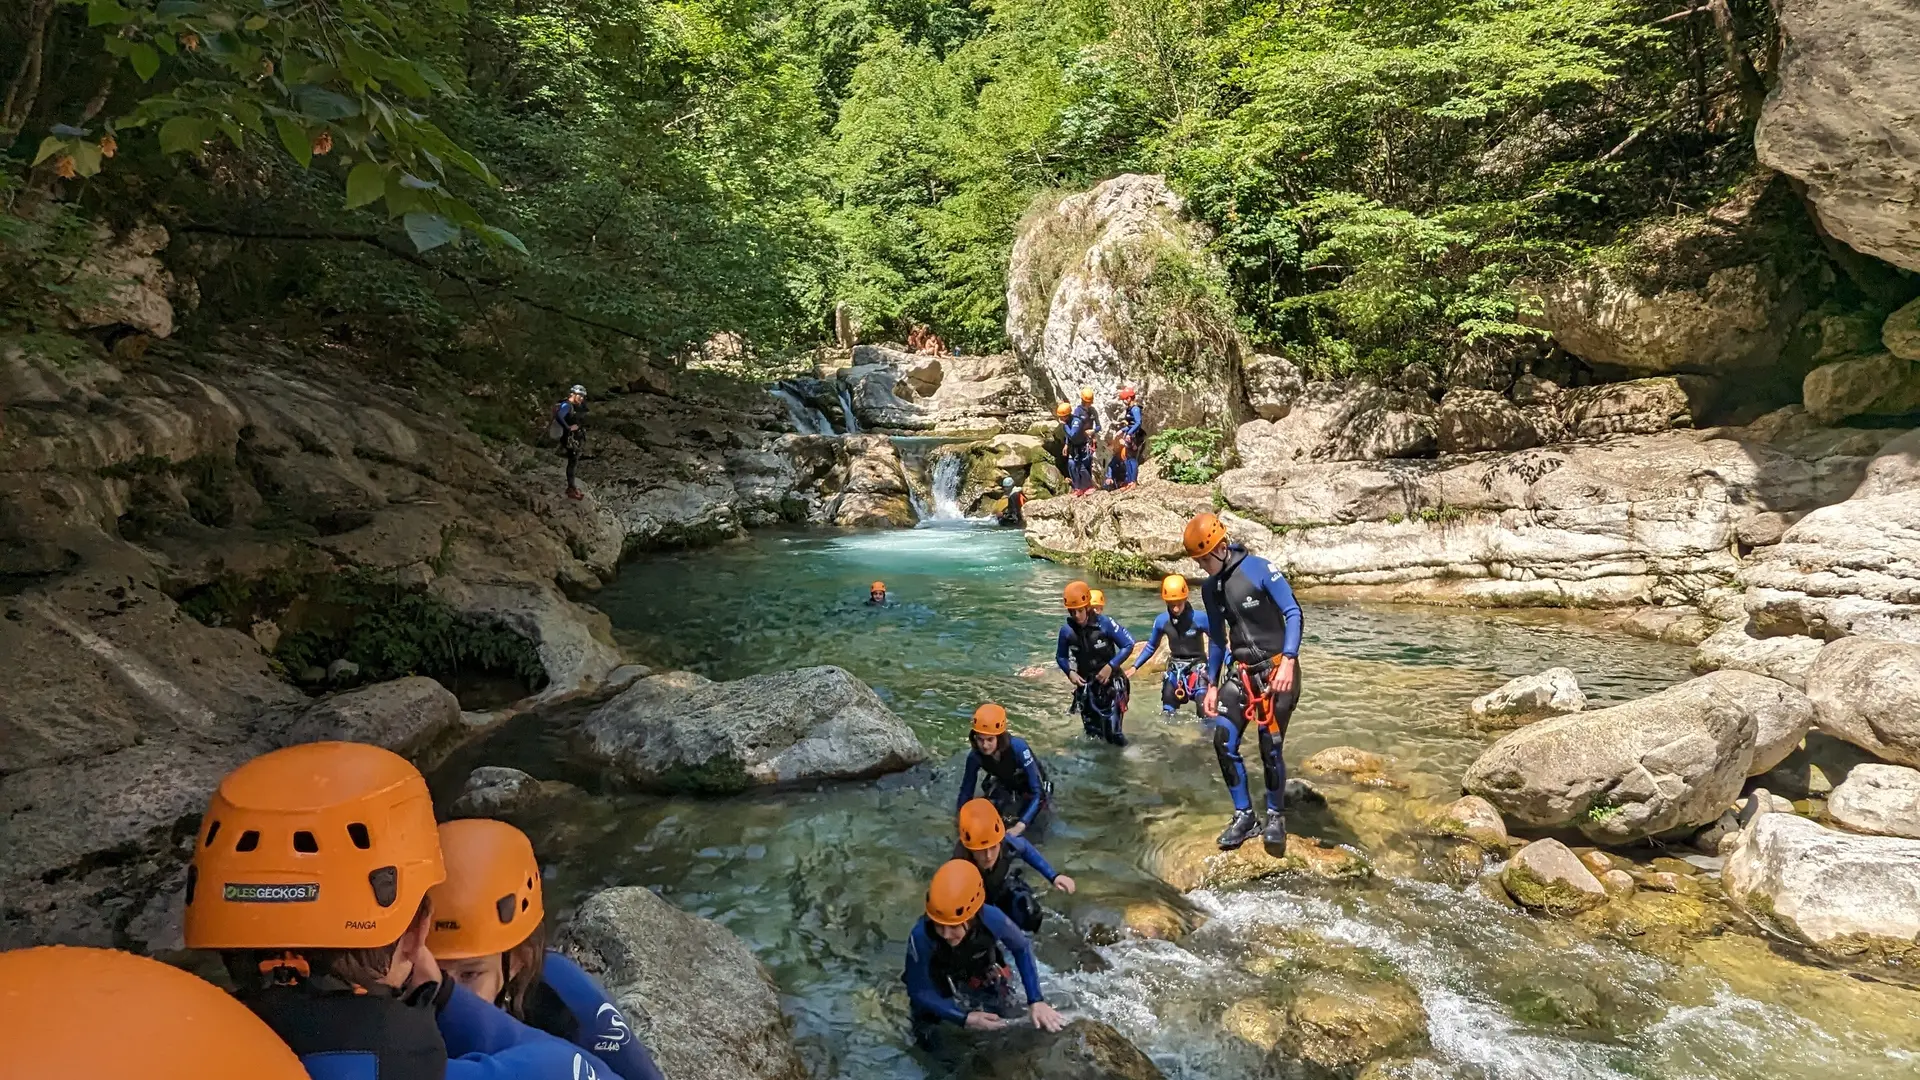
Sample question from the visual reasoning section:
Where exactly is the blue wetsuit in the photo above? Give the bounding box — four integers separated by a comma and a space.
952, 836, 1059, 932
958, 735, 1047, 827
440, 982, 625, 1080
1118, 403, 1144, 485
1132, 605, 1214, 714
1057, 613, 1136, 743
1065, 406, 1099, 492
902, 905, 1045, 1045
1201, 547, 1304, 815
532, 952, 666, 1080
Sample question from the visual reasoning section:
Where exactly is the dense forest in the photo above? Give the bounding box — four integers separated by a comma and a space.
4, 0, 1785, 403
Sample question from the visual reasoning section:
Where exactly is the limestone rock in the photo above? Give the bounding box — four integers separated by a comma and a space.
969, 1020, 1165, 1080
1740, 491, 1920, 644
1805, 637, 1920, 767
1146, 818, 1370, 893
1243, 352, 1305, 421
1886, 298, 1920, 362
1690, 625, 1825, 691
1723, 812, 1920, 954
1556, 377, 1699, 438
557, 887, 807, 1080
271, 677, 465, 761
1851, 427, 1920, 501
449, 766, 590, 820
64, 223, 181, 338
1502, 838, 1608, 915
1278, 971, 1430, 1071
1827, 764, 1920, 839
1803, 353, 1920, 425
574, 666, 926, 792
1527, 261, 1805, 376
1235, 383, 1436, 466
1436, 388, 1539, 453
1755, 0, 1920, 273
1463, 671, 1812, 844
1006, 174, 1242, 433
1300, 746, 1389, 781
1432, 795, 1510, 850
1469, 667, 1586, 725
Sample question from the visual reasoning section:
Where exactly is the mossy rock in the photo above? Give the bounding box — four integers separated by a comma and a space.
1087, 548, 1157, 580
653, 754, 753, 795
1503, 862, 1606, 916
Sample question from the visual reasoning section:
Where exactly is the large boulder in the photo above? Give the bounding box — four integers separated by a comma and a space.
1469, 667, 1585, 726
1804, 637, 1920, 767
1234, 383, 1436, 466
1527, 261, 1806, 377
1755, 0, 1920, 273
1005, 174, 1243, 433
573, 666, 926, 793
1826, 764, 1920, 839
1723, 811, 1920, 953
1555, 377, 1700, 438
826, 434, 916, 527
556, 887, 808, 1080
965, 1020, 1165, 1080
1886, 298, 1920, 362
1436, 388, 1539, 453
1243, 352, 1305, 421
1462, 671, 1812, 844
268, 676, 465, 761
1736, 491, 1920, 644
1802, 353, 1920, 425
1690, 625, 1825, 691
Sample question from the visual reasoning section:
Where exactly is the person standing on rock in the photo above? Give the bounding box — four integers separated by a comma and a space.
1183, 512, 1304, 852
955, 798, 1076, 932
1116, 386, 1144, 489
428, 819, 666, 1080
903, 859, 1066, 1048
998, 476, 1026, 527
957, 703, 1051, 836
184, 741, 623, 1080
551, 384, 588, 500
1066, 387, 1100, 495
1056, 581, 1135, 746
1131, 574, 1215, 719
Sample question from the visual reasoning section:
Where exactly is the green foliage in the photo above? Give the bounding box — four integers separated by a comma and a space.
1087, 547, 1155, 580
1149, 425, 1226, 485
1413, 504, 1466, 524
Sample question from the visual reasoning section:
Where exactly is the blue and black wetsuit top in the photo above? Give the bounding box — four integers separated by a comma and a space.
522, 952, 666, 1080
1201, 546, 1303, 683
1066, 405, 1099, 449
958, 735, 1046, 826
1133, 605, 1211, 670
950, 837, 1058, 896
1120, 403, 1144, 443
902, 906, 1045, 1025
1056, 614, 1136, 680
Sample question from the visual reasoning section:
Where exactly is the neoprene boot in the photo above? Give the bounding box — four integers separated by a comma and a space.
1263, 812, 1288, 852
1216, 810, 1260, 850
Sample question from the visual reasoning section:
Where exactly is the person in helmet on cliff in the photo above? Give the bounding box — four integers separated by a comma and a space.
185, 741, 621, 1080
1116, 387, 1144, 489
1102, 434, 1131, 491
0, 945, 311, 1079
902, 860, 1065, 1049
997, 476, 1026, 527
1056, 581, 1135, 747
954, 798, 1075, 933
1182, 512, 1304, 852
1064, 388, 1099, 495
957, 703, 1051, 837
550, 384, 588, 500
1131, 574, 1216, 719
429, 819, 666, 1080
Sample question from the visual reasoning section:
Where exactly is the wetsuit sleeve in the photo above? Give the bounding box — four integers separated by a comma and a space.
980, 906, 1044, 1005
440, 984, 622, 1080
1132, 613, 1169, 673
1012, 738, 1043, 826
903, 923, 969, 1025
1263, 565, 1304, 657
1203, 579, 1228, 683
1103, 617, 1135, 673
539, 953, 667, 1080
1008, 835, 1058, 882
958, 750, 981, 809
1122, 406, 1142, 438
1056, 624, 1074, 675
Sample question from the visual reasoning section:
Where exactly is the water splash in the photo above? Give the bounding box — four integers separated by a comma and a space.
927, 451, 966, 521
837, 382, 862, 434
771, 385, 835, 435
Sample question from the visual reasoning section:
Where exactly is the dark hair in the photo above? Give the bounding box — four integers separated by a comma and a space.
223, 897, 432, 992
498, 917, 549, 1020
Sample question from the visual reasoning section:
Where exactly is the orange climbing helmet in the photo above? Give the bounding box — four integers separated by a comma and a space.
957, 799, 1007, 851
925, 859, 987, 926
185, 741, 446, 950
1078, 386, 1095, 403
1182, 512, 1229, 559
0, 946, 310, 1080
1161, 574, 1190, 602
1118, 386, 1136, 401
1090, 588, 1106, 610
426, 819, 546, 960
871, 581, 886, 592
971, 702, 1009, 737
1062, 580, 1093, 610
1054, 402, 1072, 420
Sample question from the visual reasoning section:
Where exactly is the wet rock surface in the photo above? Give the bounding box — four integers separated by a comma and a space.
1503, 838, 1608, 915
1723, 811, 1920, 957
1469, 667, 1585, 725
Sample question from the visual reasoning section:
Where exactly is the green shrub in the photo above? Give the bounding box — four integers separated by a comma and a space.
1149, 426, 1228, 485
1087, 549, 1156, 580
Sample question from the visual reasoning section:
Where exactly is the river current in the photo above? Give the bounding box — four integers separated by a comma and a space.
448, 525, 1920, 1079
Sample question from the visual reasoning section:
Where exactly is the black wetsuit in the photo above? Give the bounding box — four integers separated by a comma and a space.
1201, 547, 1304, 814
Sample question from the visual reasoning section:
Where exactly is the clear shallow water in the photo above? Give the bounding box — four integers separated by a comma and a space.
473, 527, 1920, 1078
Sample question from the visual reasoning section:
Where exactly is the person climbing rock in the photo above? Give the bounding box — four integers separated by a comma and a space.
957, 703, 1051, 836
1065, 387, 1099, 495
902, 860, 1065, 1049
1131, 574, 1215, 718
0, 945, 311, 1079
1116, 387, 1144, 489
998, 476, 1026, 527
868, 581, 889, 605
1056, 581, 1135, 746
185, 741, 620, 1080
1184, 512, 1303, 853
429, 819, 666, 1080
1102, 434, 1130, 491
954, 798, 1075, 933
551, 384, 588, 500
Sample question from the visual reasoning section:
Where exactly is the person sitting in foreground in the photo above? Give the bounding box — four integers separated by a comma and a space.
956, 703, 1050, 836
902, 859, 1065, 1049
954, 798, 1075, 933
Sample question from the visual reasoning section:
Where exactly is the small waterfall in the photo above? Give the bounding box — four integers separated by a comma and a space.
837, 382, 862, 434
770, 383, 834, 435
927, 451, 966, 521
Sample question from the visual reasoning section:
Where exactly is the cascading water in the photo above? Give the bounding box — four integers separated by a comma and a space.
770, 385, 834, 435
926, 451, 967, 521
836, 382, 862, 434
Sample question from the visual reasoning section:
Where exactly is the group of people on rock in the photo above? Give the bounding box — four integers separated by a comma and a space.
1055, 385, 1145, 495
5, 741, 666, 1080
899, 511, 1308, 1043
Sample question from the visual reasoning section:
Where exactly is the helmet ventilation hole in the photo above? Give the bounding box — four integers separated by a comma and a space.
368, 866, 398, 907
184, 865, 198, 905
292, 831, 318, 853
203, 821, 221, 847
235, 830, 260, 852
347, 823, 371, 849
496, 894, 518, 924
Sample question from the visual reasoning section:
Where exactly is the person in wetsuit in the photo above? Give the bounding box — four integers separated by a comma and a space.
1130, 574, 1215, 718
553, 384, 587, 500
1102, 435, 1130, 491
902, 859, 1064, 1049
1183, 512, 1304, 853
429, 819, 665, 1080
1065, 387, 1099, 495
955, 799, 1075, 933
1056, 580, 1135, 746
998, 477, 1026, 527
186, 741, 620, 1080
1115, 387, 1144, 488
868, 581, 889, 605
957, 703, 1050, 836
